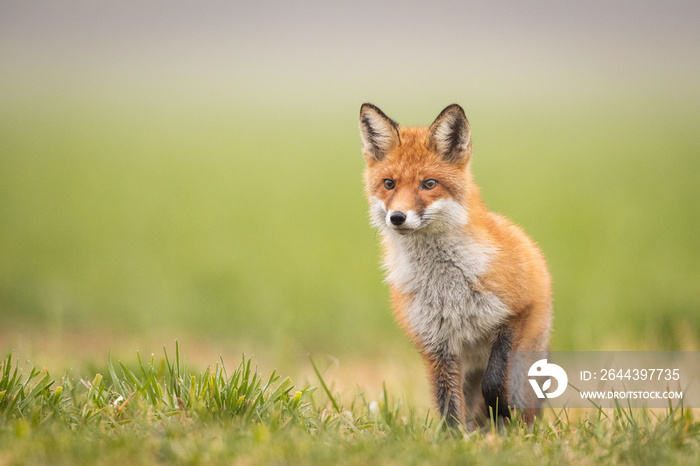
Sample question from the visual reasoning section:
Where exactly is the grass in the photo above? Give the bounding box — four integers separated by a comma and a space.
0, 344, 314, 430
1, 346, 699, 465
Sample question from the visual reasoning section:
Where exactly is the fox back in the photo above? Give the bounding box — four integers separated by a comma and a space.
360, 103, 552, 428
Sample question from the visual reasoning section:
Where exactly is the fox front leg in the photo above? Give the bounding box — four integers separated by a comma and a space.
425, 350, 465, 428
481, 327, 513, 422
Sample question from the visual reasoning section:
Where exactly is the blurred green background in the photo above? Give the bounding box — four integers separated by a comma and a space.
1, 1, 699, 369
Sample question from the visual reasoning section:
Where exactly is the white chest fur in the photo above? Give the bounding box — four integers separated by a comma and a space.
385, 227, 511, 357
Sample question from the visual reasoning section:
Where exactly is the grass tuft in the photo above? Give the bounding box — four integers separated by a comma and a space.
1, 346, 316, 431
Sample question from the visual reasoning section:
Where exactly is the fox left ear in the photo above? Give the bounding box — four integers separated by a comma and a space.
428, 104, 472, 164
359, 103, 401, 162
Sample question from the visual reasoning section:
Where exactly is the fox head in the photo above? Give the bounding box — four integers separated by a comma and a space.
360, 103, 474, 236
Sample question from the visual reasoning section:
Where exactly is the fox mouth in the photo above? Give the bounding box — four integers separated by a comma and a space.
392, 226, 416, 235
389, 223, 422, 235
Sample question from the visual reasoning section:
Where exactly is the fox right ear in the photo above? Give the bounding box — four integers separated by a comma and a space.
428, 104, 471, 164
359, 103, 400, 162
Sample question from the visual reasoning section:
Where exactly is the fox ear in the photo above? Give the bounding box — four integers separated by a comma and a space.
359, 103, 400, 162
428, 104, 471, 164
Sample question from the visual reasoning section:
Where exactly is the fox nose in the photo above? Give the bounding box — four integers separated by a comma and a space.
389, 211, 407, 226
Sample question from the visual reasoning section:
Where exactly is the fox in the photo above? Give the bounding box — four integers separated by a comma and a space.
359, 103, 552, 429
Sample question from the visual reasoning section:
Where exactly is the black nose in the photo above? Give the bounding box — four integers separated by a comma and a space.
389, 211, 406, 226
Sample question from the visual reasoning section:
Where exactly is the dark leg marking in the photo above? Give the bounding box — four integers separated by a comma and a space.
481, 327, 514, 421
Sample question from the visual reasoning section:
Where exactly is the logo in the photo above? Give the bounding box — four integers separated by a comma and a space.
528, 359, 568, 399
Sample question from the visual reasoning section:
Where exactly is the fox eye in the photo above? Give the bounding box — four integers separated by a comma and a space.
422, 179, 438, 190
383, 179, 395, 190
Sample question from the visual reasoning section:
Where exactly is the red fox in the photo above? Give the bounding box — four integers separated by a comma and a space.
359, 103, 552, 428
